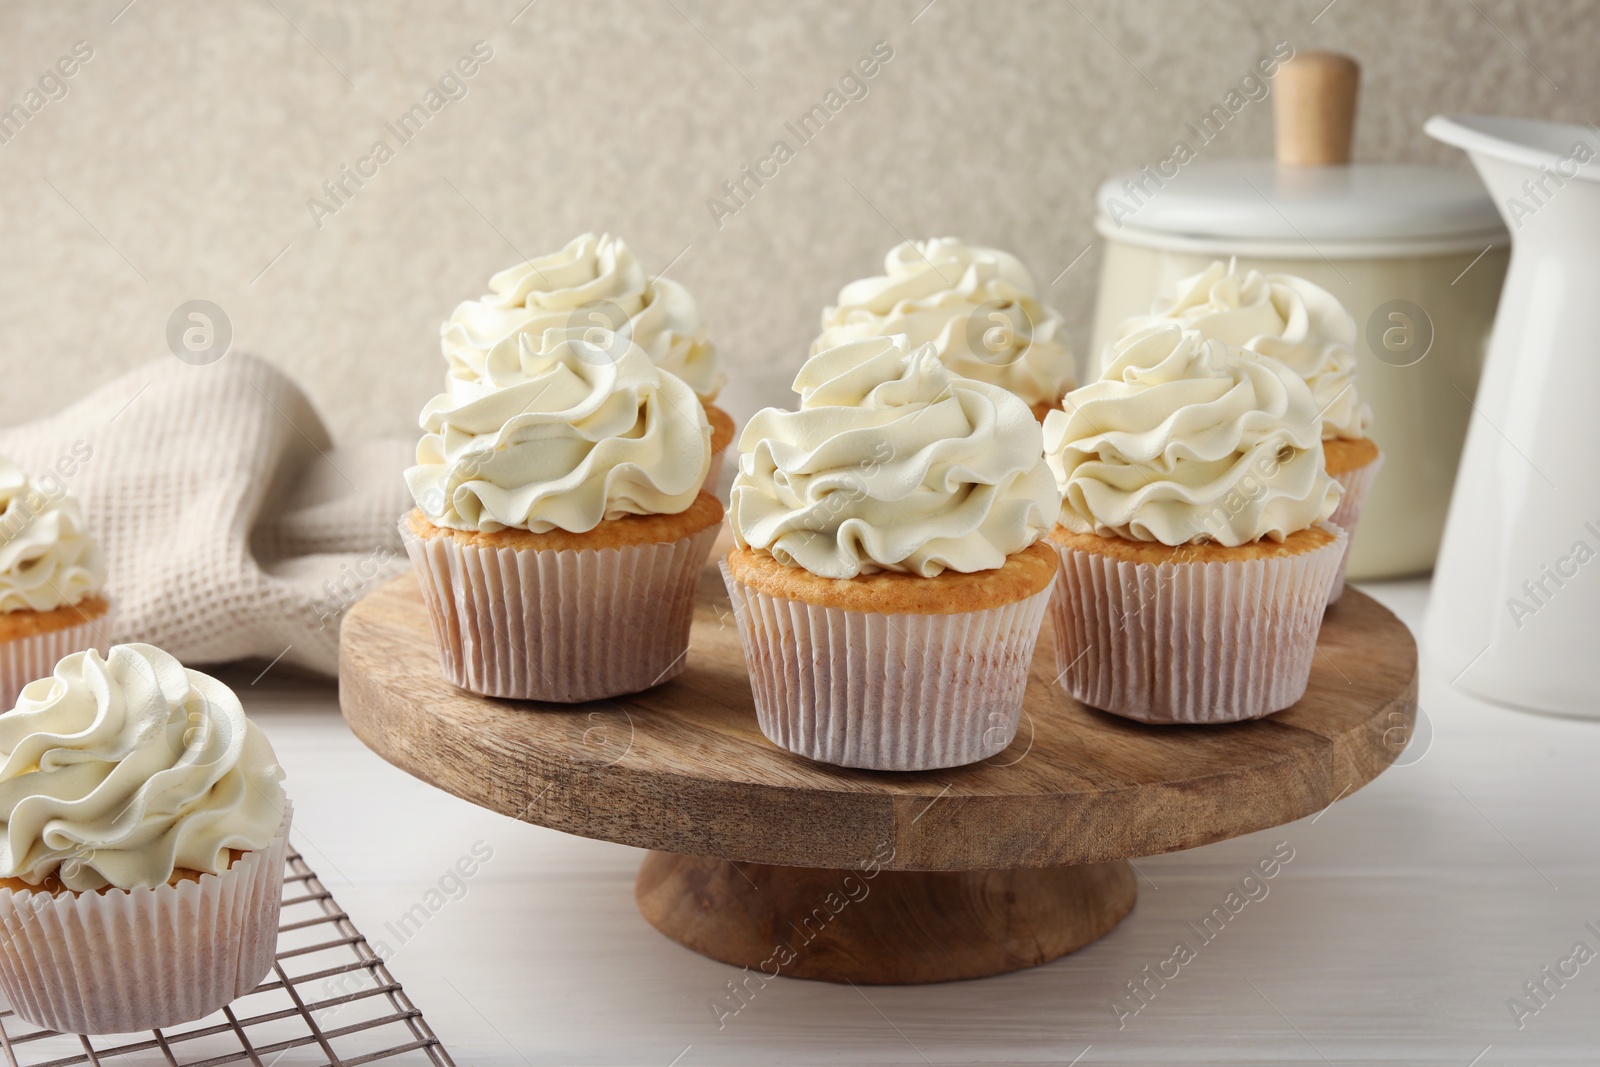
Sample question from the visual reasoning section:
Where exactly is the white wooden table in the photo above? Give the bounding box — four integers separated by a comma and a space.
234, 579, 1600, 1066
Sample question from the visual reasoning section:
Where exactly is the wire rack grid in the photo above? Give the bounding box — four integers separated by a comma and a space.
0, 849, 455, 1067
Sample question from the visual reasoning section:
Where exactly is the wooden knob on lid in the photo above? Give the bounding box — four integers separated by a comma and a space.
1274, 51, 1360, 166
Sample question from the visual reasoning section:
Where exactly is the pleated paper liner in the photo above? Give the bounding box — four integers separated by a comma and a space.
1327, 451, 1384, 604
0, 803, 292, 1036
1048, 524, 1347, 725
402, 519, 721, 702
722, 559, 1056, 771
0, 614, 110, 710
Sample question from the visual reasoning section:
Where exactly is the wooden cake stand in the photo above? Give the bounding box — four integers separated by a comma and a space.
340, 557, 1417, 985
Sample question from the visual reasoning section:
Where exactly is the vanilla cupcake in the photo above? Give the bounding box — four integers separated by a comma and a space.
0, 643, 290, 1034
404, 326, 722, 701
0, 455, 108, 707
725, 335, 1061, 771
814, 238, 1077, 422
442, 232, 735, 492
1044, 323, 1345, 725
1119, 260, 1379, 602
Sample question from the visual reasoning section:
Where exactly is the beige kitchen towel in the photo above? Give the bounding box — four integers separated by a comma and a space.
0, 354, 413, 676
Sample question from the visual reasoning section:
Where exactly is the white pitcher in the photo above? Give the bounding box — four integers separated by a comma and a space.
1425, 115, 1600, 717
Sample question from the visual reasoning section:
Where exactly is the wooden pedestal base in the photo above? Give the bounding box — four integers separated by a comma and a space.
343, 571, 1417, 986
635, 852, 1138, 984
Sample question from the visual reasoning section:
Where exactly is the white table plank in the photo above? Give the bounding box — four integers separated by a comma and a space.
230, 579, 1600, 1066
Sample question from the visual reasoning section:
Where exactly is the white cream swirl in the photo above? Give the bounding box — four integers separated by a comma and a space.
408, 327, 711, 534
1118, 260, 1371, 440
0, 456, 104, 613
442, 232, 725, 399
813, 238, 1076, 409
0, 644, 287, 892
731, 335, 1061, 578
1045, 323, 1340, 546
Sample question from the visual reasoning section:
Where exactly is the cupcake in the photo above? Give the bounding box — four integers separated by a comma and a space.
403, 326, 722, 702
441, 232, 735, 493
724, 335, 1062, 771
1043, 323, 1345, 725
813, 238, 1077, 422
0, 643, 290, 1034
1118, 260, 1379, 602
0, 455, 108, 707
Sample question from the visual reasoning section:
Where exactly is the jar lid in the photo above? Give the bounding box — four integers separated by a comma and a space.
1096, 159, 1505, 245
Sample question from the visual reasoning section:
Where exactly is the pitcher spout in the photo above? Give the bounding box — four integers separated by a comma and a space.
1426, 115, 1600, 236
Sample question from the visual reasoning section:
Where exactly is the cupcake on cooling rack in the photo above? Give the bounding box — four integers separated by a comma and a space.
1120, 259, 1379, 603
403, 326, 722, 702
724, 334, 1062, 771
814, 237, 1077, 422
0, 454, 108, 706
0, 643, 291, 1035
1044, 322, 1344, 725
441, 231, 736, 492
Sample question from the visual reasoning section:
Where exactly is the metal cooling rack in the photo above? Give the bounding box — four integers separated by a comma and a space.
0, 849, 455, 1067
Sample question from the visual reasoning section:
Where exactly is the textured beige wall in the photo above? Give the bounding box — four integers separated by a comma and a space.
0, 0, 1592, 440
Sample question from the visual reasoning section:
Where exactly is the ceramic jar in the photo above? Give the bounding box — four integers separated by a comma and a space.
1088, 159, 1508, 580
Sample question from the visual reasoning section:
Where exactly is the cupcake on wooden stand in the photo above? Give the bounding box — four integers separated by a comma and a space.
1044, 323, 1345, 725
403, 326, 722, 702
723, 334, 1061, 771
814, 238, 1077, 422
1116, 259, 1378, 603
441, 232, 735, 492
0, 454, 108, 706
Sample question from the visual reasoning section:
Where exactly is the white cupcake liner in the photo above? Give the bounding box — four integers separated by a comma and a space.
1048, 524, 1347, 725
0, 610, 110, 711
402, 518, 721, 702
1326, 450, 1384, 604
0, 802, 292, 1035
721, 559, 1056, 771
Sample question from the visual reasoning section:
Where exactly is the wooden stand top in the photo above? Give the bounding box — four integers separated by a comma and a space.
340, 560, 1417, 872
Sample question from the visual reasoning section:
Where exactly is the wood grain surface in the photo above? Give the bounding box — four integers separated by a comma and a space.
340, 557, 1417, 872
635, 853, 1138, 985
1274, 50, 1361, 166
